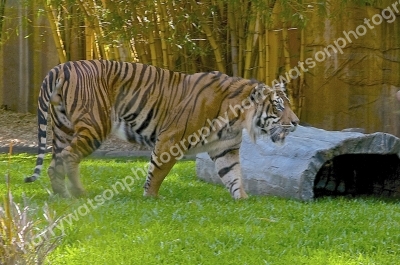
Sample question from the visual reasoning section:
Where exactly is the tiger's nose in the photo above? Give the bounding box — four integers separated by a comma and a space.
288, 117, 299, 131
291, 116, 299, 127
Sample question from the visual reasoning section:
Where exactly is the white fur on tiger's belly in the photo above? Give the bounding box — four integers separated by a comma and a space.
112, 121, 128, 141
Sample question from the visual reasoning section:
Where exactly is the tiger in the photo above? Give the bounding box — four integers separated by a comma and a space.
25, 60, 299, 199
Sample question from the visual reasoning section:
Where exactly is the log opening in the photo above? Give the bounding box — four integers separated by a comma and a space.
314, 154, 400, 198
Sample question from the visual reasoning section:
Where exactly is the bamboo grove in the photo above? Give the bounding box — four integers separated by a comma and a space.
0, 0, 378, 113
36, 0, 318, 112
42, 0, 308, 77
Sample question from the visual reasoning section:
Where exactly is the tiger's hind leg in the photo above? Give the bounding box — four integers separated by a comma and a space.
61, 120, 108, 197
209, 145, 248, 199
49, 112, 108, 197
48, 110, 74, 197
48, 152, 69, 198
60, 146, 85, 197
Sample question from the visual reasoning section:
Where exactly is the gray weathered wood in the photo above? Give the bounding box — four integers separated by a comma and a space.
196, 126, 400, 200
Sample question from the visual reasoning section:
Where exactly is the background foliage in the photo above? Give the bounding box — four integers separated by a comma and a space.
1, 0, 400, 135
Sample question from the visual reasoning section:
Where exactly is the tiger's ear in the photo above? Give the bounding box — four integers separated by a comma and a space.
273, 82, 286, 91
250, 84, 272, 103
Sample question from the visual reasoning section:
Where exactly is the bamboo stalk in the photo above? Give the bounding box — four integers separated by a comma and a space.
62, 5, 70, 60
237, 0, 247, 76
156, 0, 169, 68
298, 26, 305, 119
182, 45, 188, 72
43, 0, 66, 63
149, 9, 163, 66
265, 25, 270, 84
31, 0, 41, 111
258, 12, 264, 81
243, 3, 258, 79
281, 22, 291, 74
268, 1, 281, 84
0, 0, 6, 42
84, 18, 94, 59
193, 0, 225, 73
111, 44, 119, 61
201, 21, 225, 73
199, 39, 208, 69
261, 2, 274, 85
129, 40, 138, 62
137, 39, 150, 64
148, 30, 158, 66
166, 0, 178, 69
107, 3, 129, 62
124, 40, 134, 62
140, 7, 163, 66
78, 0, 107, 59
281, 21, 296, 112
227, 1, 238, 76
131, 7, 150, 64
172, 0, 190, 71
69, 4, 84, 60
212, 0, 223, 66
92, 33, 101, 59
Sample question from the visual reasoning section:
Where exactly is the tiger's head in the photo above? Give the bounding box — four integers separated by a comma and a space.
246, 82, 299, 144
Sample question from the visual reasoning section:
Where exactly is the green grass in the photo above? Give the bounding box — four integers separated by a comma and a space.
1, 153, 400, 265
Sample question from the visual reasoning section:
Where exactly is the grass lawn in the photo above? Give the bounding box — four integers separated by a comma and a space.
1, 153, 400, 265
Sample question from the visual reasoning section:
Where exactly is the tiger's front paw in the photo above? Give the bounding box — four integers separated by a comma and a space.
143, 190, 158, 198
233, 189, 249, 199
239, 193, 249, 199
69, 187, 87, 198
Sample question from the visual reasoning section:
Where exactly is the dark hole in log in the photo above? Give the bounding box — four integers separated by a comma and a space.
314, 154, 400, 198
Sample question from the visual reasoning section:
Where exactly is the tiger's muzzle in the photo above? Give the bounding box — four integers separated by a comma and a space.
264, 122, 298, 144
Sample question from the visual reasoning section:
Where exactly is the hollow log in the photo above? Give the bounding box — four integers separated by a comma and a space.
196, 126, 400, 200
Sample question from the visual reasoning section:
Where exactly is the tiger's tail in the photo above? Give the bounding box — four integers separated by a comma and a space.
25, 67, 64, 183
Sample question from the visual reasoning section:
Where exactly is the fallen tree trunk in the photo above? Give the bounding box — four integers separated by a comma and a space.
196, 126, 400, 200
